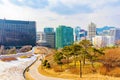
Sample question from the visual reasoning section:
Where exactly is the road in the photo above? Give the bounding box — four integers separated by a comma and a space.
26, 47, 64, 80
27, 54, 64, 80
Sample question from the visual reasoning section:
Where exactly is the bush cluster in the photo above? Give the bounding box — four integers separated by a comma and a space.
99, 48, 120, 77
42, 60, 51, 68
99, 66, 120, 77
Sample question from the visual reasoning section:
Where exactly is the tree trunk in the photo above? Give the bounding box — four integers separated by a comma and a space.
83, 49, 87, 66
60, 64, 62, 71
79, 60, 82, 78
74, 55, 76, 67
67, 57, 69, 66
91, 60, 96, 73
91, 61, 94, 68
83, 55, 85, 66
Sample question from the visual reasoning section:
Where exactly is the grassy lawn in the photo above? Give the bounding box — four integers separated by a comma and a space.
22, 47, 120, 79
38, 66, 120, 80
38, 65, 120, 80
25, 72, 34, 80
38, 61, 103, 79
38, 65, 79, 79
37, 47, 120, 80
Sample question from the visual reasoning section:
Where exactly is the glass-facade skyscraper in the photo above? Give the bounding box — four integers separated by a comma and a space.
75, 26, 81, 41
56, 25, 73, 49
44, 27, 55, 48
44, 27, 54, 33
75, 26, 87, 41
0, 19, 36, 48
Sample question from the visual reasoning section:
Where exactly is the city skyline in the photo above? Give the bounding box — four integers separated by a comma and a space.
0, 0, 120, 31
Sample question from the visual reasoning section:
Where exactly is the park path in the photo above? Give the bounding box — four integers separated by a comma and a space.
28, 54, 64, 80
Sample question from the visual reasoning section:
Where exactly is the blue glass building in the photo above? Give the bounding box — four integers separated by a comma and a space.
0, 19, 36, 48
75, 26, 87, 41
75, 26, 81, 41
44, 27, 54, 33
80, 29, 87, 38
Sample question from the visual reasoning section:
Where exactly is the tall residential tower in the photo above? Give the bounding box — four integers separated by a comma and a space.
88, 22, 96, 41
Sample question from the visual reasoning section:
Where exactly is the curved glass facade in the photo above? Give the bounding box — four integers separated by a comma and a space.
0, 19, 36, 48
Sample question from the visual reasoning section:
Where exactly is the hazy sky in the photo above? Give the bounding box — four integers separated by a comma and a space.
0, 0, 120, 31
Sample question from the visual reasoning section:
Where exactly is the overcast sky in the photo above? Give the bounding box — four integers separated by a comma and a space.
0, 0, 120, 31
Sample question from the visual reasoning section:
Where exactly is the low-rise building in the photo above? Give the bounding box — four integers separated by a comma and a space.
92, 36, 115, 48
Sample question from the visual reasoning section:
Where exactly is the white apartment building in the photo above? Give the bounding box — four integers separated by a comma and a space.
92, 36, 115, 48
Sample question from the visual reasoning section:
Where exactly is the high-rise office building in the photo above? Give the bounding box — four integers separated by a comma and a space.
0, 19, 36, 48
110, 28, 120, 41
88, 22, 96, 41
75, 26, 81, 41
75, 26, 87, 41
36, 32, 41, 42
37, 32, 46, 42
56, 25, 73, 49
115, 28, 120, 41
79, 29, 87, 40
44, 27, 54, 33
44, 28, 55, 48
36, 32, 50, 47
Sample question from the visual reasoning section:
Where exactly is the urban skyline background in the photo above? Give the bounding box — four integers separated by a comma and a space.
0, 18, 119, 49
0, 0, 120, 31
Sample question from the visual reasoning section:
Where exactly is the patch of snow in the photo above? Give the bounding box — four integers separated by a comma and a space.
0, 55, 37, 80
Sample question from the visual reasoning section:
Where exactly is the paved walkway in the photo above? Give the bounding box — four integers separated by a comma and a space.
28, 54, 64, 80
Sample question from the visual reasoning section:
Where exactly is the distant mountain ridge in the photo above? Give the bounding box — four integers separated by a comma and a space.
96, 26, 115, 35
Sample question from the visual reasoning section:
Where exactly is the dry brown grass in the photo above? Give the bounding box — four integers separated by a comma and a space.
69, 66, 93, 75
0, 57, 17, 61
25, 72, 34, 80
45, 53, 56, 66
53, 65, 65, 72
34, 47, 49, 54
38, 65, 120, 80
99, 66, 120, 77
38, 47, 120, 80
75, 74, 120, 80
20, 56, 29, 58
108, 67, 120, 77
99, 47, 120, 77
99, 65, 108, 75
104, 47, 120, 55
38, 65, 78, 79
